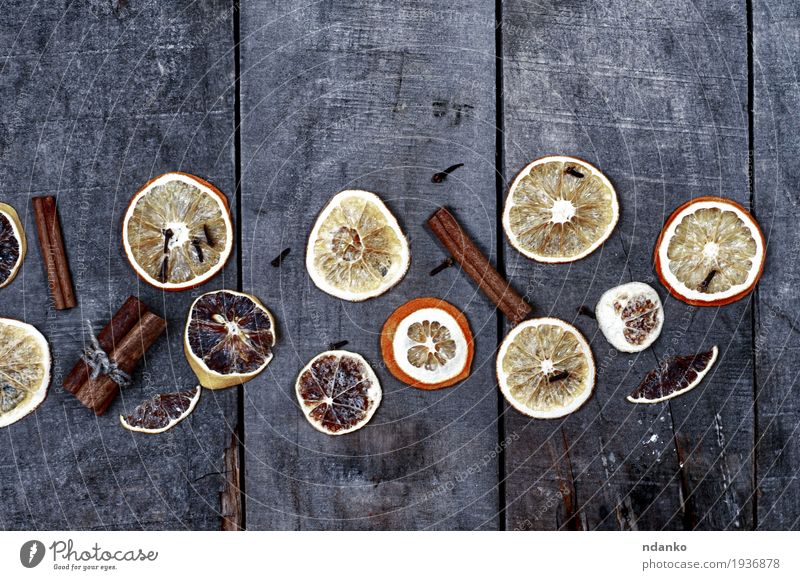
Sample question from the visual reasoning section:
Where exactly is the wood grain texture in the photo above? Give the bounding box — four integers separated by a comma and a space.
753, 0, 800, 530
500, 0, 753, 530
0, 0, 238, 529
239, 1, 501, 529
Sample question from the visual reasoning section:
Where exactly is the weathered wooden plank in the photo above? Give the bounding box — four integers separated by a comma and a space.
0, 0, 238, 529
753, 0, 800, 530
240, 2, 500, 529
500, 0, 752, 530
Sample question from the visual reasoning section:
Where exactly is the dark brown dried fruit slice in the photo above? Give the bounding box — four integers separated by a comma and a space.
184, 290, 276, 389
627, 346, 718, 403
0, 203, 26, 289
295, 350, 381, 435
120, 386, 201, 434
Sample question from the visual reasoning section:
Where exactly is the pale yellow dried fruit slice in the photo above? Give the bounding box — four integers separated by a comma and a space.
654, 197, 765, 306
306, 190, 409, 301
497, 317, 594, 419
0, 318, 50, 428
503, 156, 619, 262
0, 202, 26, 289
122, 172, 233, 290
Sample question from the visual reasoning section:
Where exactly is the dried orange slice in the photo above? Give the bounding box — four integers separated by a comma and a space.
122, 172, 233, 290
306, 190, 410, 301
120, 386, 201, 434
381, 297, 473, 390
184, 290, 276, 389
654, 197, 765, 306
0, 203, 26, 289
503, 156, 619, 262
497, 317, 594, 419
0, 318, 50, 428
295, 350, 381, 435
627, 347, 717, 403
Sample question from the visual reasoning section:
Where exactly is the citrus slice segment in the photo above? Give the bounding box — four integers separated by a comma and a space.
295, 350, 381, 435
0, 318, 50, 428
497, 317, 594, 419
503, 156, 619, 263
596, 282, 663, 352
120, 386, 201, 434
0, 203, 26, 289
306, 190, 410, 301
122, 172, 233, 290
654, 197, 765, 306
185, 290, 276, 390
627, 346, 718, 403
381, 297, 473, 390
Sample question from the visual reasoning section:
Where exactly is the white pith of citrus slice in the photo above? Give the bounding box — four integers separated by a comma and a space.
306, 190, 410, 301
595, 282, 663, 353
497, 317, 595, 419
380, 297, 473, 390
503, 156, 619, 263
120, 386, 201, 434
0, 318, 50, 428
0, 202, 26, 289
655, 197, 765, 306
184, 290, 276, 390
122, 172, 234, 291
295, 350, 382, 435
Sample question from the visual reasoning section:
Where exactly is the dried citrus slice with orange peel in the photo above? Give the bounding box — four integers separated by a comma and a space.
0, 318, 50, 428
120, 386, 201, 434
654, 196, 765, 306
497, 317, 594, 419
381, 297, 473, 390
295, 350, 381, 435
123, 172, 233, 290
0, 203, 26, 289
184, 290, 276, 389
306, 190, 409, 301
503, 156, 619, 263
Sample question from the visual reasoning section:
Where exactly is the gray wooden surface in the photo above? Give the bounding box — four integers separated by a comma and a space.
0, 0, 797, 530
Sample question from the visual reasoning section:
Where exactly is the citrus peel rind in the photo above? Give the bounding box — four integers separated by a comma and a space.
306, 190, 410, 301
654, 197, 765, 306
497, 317, 595, 419
502, 156, 619, 263
381, 297, 473, 390
0, 318, 50, 428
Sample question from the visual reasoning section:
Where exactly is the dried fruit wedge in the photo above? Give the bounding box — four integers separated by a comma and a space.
123, 172, 233, 290
0, 318, 50, 428
120, 386, 201, 434
503, 156, 619, 263
185, 290, 276, 389
0, 203, 26, 289
497, 318, 594, 419
295, 350, 381, 435
306, 190, 410, 301
654, 197, 765, 306
596, 282, 663, 352
381, 297, 473, 390
627, 346, 718, 403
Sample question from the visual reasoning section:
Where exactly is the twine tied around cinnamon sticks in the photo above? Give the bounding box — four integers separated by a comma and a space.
81, 320, 132, 388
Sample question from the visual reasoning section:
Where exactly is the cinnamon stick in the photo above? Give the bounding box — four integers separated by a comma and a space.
32, 196, 76, 310
74, 311, 166, 415
63, 296, 150, 395
427, 207, 532, 326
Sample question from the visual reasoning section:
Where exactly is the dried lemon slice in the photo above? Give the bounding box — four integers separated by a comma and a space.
295, 350, 381, 435
596, 282, 663, 352
503, 156, 619, 262
497, 317, 594, 419
655, 196, 765, 306
381, 297, 473, 390
184, 290, 276, 389
306, 190, 410, 301
123, 172, 234, 290
120, 386, 201, 434
0, 203, 26, 289
0, 318, 50, 428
